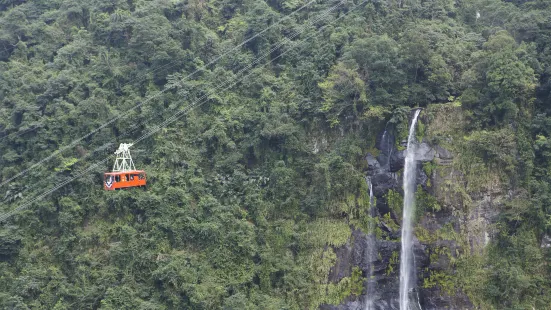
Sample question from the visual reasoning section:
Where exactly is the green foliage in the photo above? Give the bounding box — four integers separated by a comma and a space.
347, 267, 365, 297
422, 161, 437, 178
319, 62, 367, 127
482, 228, 550, 309
461, 30, 538, 127
306, 219, 351, 248
1, 0, 551, 308
385, 189, 403, 219
385, 251, 399, 276
423, 270, 456, 295
415, 118, 426, 143
389, 106, 412, 149
0, 226, 21, 260
100, 286, 140, 309
462, 128, 517, 171
54, 157, 79, 172
381, 213, 400, 238
415, 185, 441, 220
453, 226, 551, 310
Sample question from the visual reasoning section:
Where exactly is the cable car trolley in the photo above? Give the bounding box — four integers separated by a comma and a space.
104, 143, 146, 190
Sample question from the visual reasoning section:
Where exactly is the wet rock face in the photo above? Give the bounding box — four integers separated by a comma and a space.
366, 154, 381, 173
389, 142, 435, 173
390, 150, 406, 172
434, 145, 452, 160
415, 143, 436, 162
371, 172, 399, 198
324, 229, 401, 310
329, 230, 397, 282
420, 290, 473, 310
324, 128, 476, 310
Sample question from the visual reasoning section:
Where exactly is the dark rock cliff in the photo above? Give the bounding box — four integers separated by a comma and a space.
321, 125, 495, 310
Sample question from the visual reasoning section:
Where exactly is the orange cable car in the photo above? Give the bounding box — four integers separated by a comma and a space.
104, 143, 146, 190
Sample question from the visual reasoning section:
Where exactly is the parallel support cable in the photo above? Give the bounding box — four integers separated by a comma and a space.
0, 0, 368, 223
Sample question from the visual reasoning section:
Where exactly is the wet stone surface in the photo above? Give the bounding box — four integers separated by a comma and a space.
322, 129, 474, 310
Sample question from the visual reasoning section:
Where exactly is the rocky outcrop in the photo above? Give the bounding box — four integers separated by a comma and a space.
324, 229, 401, 310
390, 150, 405, 172
323, 127, 480, 310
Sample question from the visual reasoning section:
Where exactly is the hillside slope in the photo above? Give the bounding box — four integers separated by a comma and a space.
1, 0, 550, 309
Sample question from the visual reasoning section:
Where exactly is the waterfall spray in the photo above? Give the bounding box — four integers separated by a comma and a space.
399, 109, 421, 310
381, 122, 391, 168
364, 178, 376, 310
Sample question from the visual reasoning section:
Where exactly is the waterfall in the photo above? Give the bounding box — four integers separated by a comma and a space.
399, 109, 421, 310
365, 178, 376, 310
369, 179, 374, 207
386, 131, 393, 169
380, 123, 391, 168
382, 130, 390, 168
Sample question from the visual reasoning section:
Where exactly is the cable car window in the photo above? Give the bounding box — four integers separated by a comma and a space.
125, 174, 129, 182
139, 173, 145, 180
115, 175, 120, 182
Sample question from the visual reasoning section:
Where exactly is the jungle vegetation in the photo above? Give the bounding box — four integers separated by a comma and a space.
0, 0, 550, 309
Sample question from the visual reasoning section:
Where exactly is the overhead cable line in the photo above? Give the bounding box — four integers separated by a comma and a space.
0, 0, 368, 223
0, 0, 318, 189
2, 0, 342, 200
0, 1, 318, 143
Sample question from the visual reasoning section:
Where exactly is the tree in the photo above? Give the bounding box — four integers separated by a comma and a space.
462, 31, 538, 127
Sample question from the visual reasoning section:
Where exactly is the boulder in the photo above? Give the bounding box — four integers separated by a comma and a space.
366, 153, 381, 172
434, 145, 453, 160
415, 143, 436, 162
390, 150, 405, 172
371, 172, 399, 198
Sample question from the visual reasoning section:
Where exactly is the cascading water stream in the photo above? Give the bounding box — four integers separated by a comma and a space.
399, 109, 421, 310
381, 122, 391, 168
364, 178, 376, 310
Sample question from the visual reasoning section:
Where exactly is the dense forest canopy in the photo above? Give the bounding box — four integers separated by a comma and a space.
0, 0, 550, 309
